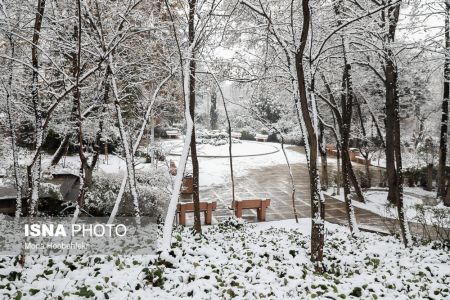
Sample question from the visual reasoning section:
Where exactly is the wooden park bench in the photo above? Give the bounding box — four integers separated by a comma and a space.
231, 132, 242, 139
177, 201, 217, 225
166, 130, 181, 139
255, 134, 268, 142
232, 199, 271, 221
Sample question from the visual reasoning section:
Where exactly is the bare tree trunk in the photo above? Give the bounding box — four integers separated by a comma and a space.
438, 0, 449, 202
383, 1, 411, 246
295, 0, 324, 267
445, 178, 450, 206
340, 50, 359, 235
336, 143, 341, 195
51, 135, 70, 166
5, 36, 22, 218
161, 59, 194, 249
333, 0, 365, 206
206, 71, 236, 206
27, 0, 46, 216
365, 158, 372, 188
187, 0, 202, 234
355, 98, 372, 188
318, 122, 329, 189
107, 72, 172, 223
73, 5, 86, 214
210, 90, 218, 130
347, 159, 365, 202
426, 163, 433, 191
110, 60, 141, 221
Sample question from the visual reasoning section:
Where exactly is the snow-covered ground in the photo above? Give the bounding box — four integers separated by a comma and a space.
168, 140, 280, 157
1, 219, 448, 299
325, 188, 424, 220
324, 188, 449, 227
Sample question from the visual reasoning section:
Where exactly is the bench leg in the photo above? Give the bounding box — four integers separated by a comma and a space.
235, 203, 242, 219
258, 206, 267, 221
205, 204, 213, 225
179, 206, 186, 226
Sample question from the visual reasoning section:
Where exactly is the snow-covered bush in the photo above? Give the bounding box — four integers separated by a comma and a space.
85, 170, 169, 217
413, 204, 450, 244
197, 130, 241, 146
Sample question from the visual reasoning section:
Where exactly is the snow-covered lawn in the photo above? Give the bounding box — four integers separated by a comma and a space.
325, 188, 427, 220
167, 140, 280, 157
1, 219, 448, 299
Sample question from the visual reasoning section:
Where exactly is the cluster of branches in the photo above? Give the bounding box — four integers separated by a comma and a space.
0, 0, 180, 222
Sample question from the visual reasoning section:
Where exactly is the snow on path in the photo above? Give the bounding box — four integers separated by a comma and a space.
167, 141, 307, 188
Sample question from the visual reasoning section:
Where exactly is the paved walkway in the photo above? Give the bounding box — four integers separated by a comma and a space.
178, 146, 389, 232
195, 162, 388, 231
180, 146, 446, 239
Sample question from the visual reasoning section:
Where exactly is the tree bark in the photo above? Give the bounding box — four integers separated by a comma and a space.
438, 0, 449, 202
188, 0, 202, 234
321, 73, 364, 202
340, 45, 359, 235
426, 163, 433, 191
383, 0, 411, 246
5, 36, 22, 218
109, 58, 141, 221
318, 122, 329, 189
207, 71, 236, 206
295, 0, 325, 266
347, 159, 365, 202
27, 0, 46, 216
336, 144, 341, 195
210, 90, 218, 130
445, 178, 450, 206
355, 98, 372, 188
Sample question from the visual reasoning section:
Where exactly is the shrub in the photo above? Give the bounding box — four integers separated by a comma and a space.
413, 204, 450, 244
85, 170, 169, 217
240, 130, 255, 141
197, 129, 241, 146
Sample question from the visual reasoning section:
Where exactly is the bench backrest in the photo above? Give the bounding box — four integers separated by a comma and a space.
233, 199, 270, 209
255, 134, 268, 139
177, 201, 217, 212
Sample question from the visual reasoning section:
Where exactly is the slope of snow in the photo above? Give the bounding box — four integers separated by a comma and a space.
0, 218, 448, 299
325, 188, 424, 220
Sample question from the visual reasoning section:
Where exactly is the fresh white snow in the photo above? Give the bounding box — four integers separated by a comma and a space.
1, 218, 448, 299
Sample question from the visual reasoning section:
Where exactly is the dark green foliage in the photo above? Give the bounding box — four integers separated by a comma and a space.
350, 287, 362, 297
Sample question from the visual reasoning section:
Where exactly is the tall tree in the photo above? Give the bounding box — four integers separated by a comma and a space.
2, 14, 22, 218
439, 0, 449, 204
382, 0, 411, 246
27, 0, 46, 216
188, 0, 202, 234
295, 0, 325, 265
